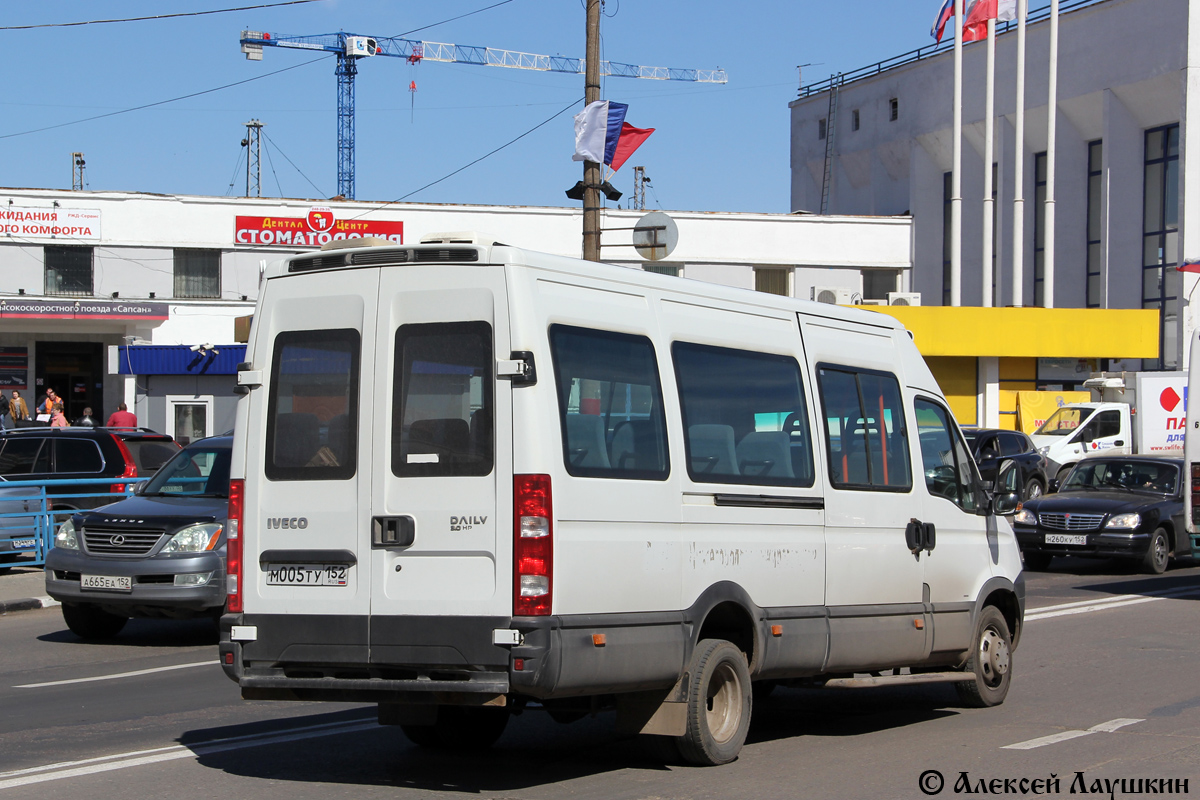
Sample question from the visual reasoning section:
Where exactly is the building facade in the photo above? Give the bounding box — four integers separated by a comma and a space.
790, 0, 1199, 373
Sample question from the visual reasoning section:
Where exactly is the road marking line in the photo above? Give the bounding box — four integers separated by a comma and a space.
1003, 718, 1144, 750
0, 718, 377, 790
1025, 587, 1200, 622
13, 660, 218, 689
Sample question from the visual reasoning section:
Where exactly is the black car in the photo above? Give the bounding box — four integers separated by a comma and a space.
963, 428, 1049, 501
45, 435, 231, 639
1012, 456, 1189, 574
0, 427, 180, 512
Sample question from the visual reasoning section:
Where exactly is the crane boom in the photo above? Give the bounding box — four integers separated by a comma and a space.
240, 30, 726, 199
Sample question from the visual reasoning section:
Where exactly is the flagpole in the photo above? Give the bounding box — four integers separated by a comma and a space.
1012, 0, 1027, 308
982, 17, 996, 308
1044, 0, 1060, 307
951, 0, 964, 307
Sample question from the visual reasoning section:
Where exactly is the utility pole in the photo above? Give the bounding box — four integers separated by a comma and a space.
71, 152, 86, 191
582, 0, 601, 261
243, 120, 264, 198
633, 166, 647, 211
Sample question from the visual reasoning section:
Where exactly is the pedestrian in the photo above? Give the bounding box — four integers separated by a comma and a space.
105, 402, 137, 429
50, 401, 69, 428
37, 388, 58, 417
74, 407, 97, 428
9, 390, 29, 427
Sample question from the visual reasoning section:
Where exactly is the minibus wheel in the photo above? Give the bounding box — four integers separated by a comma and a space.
955, 606, 1012, 708
399, 705, 509, 750
62, 602, 127, 640
677, 639, 752, 766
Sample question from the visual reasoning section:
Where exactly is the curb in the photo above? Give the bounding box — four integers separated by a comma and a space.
0, 596, 60, 615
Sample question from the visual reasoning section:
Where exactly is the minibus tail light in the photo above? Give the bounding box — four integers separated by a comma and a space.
227, 478, 245, 613
514, 474, 552, 616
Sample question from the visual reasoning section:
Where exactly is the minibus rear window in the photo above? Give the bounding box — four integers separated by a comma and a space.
817, 367, 912, 492
392, 322, 493, 478
265, 329, 360, 481
673, 343, 815, 488
549, 325, 669, 481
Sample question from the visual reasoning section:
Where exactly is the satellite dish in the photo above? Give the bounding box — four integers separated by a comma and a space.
633, 212, 678, 261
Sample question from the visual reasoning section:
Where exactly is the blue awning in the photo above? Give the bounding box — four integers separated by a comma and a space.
116, 345, 247, 376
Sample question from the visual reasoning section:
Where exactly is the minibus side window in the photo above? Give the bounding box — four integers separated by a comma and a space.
392, 322, 493, 478
673, 342, 815, 488
549, 325, 669, 481
817, 366, 912, 491
265, 328, 360, 481
914, 398, 978, 511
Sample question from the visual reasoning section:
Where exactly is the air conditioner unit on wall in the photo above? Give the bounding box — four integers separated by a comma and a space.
888, 292, 922, 306
811, 286, 857, 305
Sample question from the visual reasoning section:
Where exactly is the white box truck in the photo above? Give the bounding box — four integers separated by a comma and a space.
219, 235, 1025, 765
1031, 372, 1187, 483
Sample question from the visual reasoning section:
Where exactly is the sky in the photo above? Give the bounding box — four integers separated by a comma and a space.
0, 1, 947, 214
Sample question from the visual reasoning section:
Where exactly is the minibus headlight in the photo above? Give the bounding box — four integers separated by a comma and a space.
55, 519, 79, 551
163, 523, 223, 553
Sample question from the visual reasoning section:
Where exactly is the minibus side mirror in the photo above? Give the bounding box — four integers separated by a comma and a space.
993, 492, 1020, 516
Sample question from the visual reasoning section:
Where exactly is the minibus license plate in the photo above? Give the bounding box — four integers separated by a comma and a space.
81, 575, 132, 592
1045, 534, 1086, 545
265, 565, 348, 586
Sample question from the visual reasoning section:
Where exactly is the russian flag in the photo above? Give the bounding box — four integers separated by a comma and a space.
931, 0, 955, 42
572, 100, 655, 170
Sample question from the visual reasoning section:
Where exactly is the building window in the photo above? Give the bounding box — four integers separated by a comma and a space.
1034, 151, 1047, 307
863, 269, 898, 301
852, 109, 860, 132
174, 249, 221, 299
1143, 124, 1180, 369
755, 268, 789, 296
889, 98, 899, 121
1086, 140, 1103, 308
643, 263, 679, 277
818, 118, 827, 140
44, 246, 93, 297
942, 172, 952, 305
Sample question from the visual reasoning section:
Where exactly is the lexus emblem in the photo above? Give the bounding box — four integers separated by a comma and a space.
110, 535, 126, 547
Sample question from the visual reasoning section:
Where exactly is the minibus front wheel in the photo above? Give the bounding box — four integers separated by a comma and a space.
955, 606, 1013, 707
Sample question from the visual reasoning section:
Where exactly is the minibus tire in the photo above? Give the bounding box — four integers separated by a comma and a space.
62, 602, 127, 640
677, 639, 752, 766
955, 606, 1012, 708
399, 705, 509, 750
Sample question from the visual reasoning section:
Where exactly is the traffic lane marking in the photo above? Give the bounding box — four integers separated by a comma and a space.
1025, 585, 1200, 622
0, 717, 378, 790
12, 659, 217, 689
1002, 718, 1144, 750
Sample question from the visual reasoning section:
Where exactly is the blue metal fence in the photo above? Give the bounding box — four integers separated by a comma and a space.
0, 478, 138, 568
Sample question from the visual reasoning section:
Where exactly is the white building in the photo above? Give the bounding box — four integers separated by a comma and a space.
0, 187, 911, 438
789, 0, 1195, 373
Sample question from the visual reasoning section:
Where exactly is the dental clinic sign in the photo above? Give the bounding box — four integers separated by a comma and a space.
0, 206, 100, 240
234, 206, 402, 247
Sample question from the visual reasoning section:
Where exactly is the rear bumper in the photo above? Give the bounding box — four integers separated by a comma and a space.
45, 547, 225, 616
1014, 526, 1151, 560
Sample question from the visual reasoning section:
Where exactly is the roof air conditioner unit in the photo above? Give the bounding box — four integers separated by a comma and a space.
888, 292, 922, 306
811, 286, 856, 305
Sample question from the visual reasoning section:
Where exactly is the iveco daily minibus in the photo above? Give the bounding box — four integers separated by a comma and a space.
220, 234, 1025, 766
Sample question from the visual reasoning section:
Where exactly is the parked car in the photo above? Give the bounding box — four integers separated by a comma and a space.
963, 428, 1049, 500
1012, 455, 1189, 574
0, 427, 180, 514
45, 435, 232, 639
0, 478, 43, 571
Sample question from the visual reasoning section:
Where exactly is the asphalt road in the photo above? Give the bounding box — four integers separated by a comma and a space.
1, 558, 1198, 799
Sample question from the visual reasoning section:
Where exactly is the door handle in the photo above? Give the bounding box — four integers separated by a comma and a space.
1114, 440, 1124, 446
905, 518, 936, 555
372, 516, 415, 548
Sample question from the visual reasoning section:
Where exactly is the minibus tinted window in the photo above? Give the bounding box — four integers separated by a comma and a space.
914, 399, 977, 510
818, 367, 912, 491
673, 343, 815, 487
265, 329, 359, 481
392, 322, 493, 478
549, 325, 669, 480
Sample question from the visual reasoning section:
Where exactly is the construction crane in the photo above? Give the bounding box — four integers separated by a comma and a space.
240, 30, 727, 200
